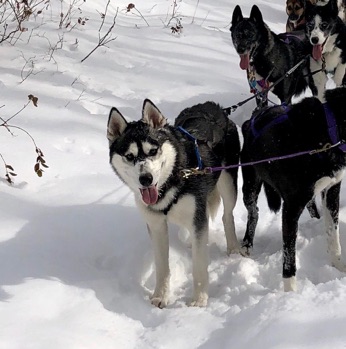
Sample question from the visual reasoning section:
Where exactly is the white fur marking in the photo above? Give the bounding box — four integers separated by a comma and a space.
314, 169, 345, 196
283, 277, 297, 292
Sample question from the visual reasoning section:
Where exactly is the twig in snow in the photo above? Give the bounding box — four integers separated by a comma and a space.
80, 7, 118, 63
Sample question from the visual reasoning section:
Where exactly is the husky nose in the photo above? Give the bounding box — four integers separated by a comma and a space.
139, 173, 153, 187
311, 37, 319, 45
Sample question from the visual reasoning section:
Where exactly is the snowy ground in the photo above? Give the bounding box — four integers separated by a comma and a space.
1, 0, 346, 348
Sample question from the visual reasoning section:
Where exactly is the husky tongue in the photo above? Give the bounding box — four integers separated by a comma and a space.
140, 186, 158, 205
312, 44, 323, 61
239, 53, 250, 70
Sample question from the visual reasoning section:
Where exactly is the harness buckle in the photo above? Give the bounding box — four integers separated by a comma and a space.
180, 167, 210, 178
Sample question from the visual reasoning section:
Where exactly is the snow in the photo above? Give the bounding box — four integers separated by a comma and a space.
1, 0, 346, 348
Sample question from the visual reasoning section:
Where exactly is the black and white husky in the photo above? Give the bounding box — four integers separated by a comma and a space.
314, 0, 346, 21
241, 87, 346, 292
306, 0, 346, 101
230, 5, 312, 107
107, 99, 240, 307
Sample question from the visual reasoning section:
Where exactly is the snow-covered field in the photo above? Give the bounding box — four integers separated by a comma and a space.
1, 0, 346, 348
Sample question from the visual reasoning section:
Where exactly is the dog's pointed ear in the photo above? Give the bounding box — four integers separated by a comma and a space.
231, 5, 243, 25
142, 99, 167, 128
328, 0, 339, 17
250, 5, 263, 24
107, 107, 128, 145
305, 0, 314, 16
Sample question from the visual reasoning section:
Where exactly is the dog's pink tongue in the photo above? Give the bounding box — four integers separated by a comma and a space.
239, 53, 250, 70
312, 44, 323, 61
140, 186, 158, 205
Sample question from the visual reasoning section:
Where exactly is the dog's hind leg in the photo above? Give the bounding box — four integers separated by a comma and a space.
282, 201, 305, 292
241, 165, 262, 255
322, 182, 346, 271
306, 199, 320, 219
217, 170, 240, 255
146, 217, 170, 308
190, 225, 209, 307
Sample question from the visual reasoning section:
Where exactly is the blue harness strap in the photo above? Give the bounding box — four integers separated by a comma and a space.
176, 126, 203, 169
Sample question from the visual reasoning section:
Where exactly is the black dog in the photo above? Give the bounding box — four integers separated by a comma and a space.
230, 4, 313, 107
241, 87, 346, 291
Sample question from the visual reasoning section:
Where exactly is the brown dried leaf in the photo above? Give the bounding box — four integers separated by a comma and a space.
28, 94, 38, 107
126, 3, 135, 12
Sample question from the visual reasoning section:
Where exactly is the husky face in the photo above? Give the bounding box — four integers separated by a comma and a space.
230, 5, 264, 70
107, 100, 176, 206
306, 0, 339, 59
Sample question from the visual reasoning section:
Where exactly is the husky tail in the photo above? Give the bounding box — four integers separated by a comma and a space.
264, 183, 281, 213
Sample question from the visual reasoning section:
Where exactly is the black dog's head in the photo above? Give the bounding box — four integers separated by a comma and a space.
230, 5, 265, 70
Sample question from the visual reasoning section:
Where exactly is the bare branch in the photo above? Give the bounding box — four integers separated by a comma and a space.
80, 7, 118, 63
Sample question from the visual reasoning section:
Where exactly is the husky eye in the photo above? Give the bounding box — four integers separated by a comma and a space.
148, 148, 158, 157
307, 22, 314, 30
125, 153, 134, 162
320, 22, 329, 30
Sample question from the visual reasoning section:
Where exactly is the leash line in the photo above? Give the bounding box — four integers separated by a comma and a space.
180, 141, 342, 178
223, 54, 310, 115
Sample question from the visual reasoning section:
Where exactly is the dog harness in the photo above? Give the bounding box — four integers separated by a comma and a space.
250, 104, 289, 140
250, 103, 346, 153
176, 126, 203, 169
323, 104, 346, 152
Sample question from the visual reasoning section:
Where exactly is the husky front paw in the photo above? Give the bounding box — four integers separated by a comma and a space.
189, 293, 208, 307
240, 245, 252, 257
150, 292, 169, 308
150, 297, 168, 308
283, 276, 297, 292
227, 244, 241, 256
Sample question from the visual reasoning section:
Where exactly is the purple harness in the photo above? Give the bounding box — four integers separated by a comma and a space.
250, 103, 346, 154
323, 104, 346, 152
250, 104, 289, 140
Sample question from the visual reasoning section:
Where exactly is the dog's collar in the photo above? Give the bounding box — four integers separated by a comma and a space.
247, 63, 272, 96
323, 103, 346, 152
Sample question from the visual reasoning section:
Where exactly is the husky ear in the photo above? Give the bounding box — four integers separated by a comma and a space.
250, 5, 264, 24
328, 0, 339, 17
107, 107, 128, 145
142, 99, 167, 128
232, 5, 243, 25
